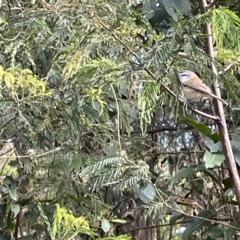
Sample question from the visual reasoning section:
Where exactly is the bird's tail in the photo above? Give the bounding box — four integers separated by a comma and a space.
210, 93, 228, 105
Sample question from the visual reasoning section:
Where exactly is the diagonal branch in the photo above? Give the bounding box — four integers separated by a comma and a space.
218, 60, 240, 75
200, 0, 240, 206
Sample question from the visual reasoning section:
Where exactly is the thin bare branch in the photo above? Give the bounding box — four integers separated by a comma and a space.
219, 61, 240, 75
0, 147, 61, 160
123, 221, 190, 234
0, 113, 18, 130
166, 202, 240, 231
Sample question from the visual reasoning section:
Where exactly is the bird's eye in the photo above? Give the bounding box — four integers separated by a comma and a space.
180, 73, 188, 77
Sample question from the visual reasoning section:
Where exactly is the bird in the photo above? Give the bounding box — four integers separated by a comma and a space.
178, 70, 228, 105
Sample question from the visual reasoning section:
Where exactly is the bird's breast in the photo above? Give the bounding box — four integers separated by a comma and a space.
182, 87, 211, 101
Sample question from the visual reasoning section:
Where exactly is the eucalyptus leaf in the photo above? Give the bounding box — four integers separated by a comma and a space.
171, 166, 195, 184
208, 226, 224, 238
232, 145, 240, 166
11, 203, 20, 217
0, 232, 11, 240
205, 140, 222, 153
203, 149, 225, 169
142, 1, 158, 19
225, 227, 237, 239
224, 188, 234, 197
231, 108, 240, 125
182, 209, 216, 240
231, 136, 240, 165
163, 0, 191, 21
134, 183, 156, 203
9, 189, 18, 201
0, 204, 7, 215
101, 219, 111, 233
181, 117, 221, 143
231, 136, 240, 148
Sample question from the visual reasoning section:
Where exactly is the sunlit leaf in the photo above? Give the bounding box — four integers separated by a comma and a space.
203, 149, 225, 169
101, 219, 111, 233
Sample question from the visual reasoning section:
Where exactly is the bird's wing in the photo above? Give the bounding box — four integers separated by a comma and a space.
182, 80, 228, 105
182, 82, 212, 94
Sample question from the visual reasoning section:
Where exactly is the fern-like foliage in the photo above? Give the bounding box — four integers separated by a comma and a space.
1, 0, 240, 239
0, 67, 51, 102
211, 8, 240, 54
52, 204, 96, 239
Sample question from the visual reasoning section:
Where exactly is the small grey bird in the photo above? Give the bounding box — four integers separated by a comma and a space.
178, 70, 228, 105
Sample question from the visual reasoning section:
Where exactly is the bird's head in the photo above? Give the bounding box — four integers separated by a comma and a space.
178, 70, 196, 83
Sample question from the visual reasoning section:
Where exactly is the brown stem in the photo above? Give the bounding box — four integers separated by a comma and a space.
122, 221, 190, 234
14, 209, 21, 239
199, 0, 240, 206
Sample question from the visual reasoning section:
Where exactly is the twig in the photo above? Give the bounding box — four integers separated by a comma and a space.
0, 27, 23, 41
0, 113, 18, 130
122, 221, 190, 234
153, 188, 240, 231
145, 127, 178, 133
0, 147, 61, 160
166, 202, 240, 231
110, 84, 122, 151
132, 150, 204, 159
218, 61, 240, 75
0, 150, 15, 175
111, 197, 131, 216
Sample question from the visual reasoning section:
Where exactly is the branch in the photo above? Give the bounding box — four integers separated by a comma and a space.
218, 60, 240, 75
207, 0, 219, 9
132, 150, 204, 161
166, 201, 240, 231
122, 221, 190, 234
94, 14, 219, 122
110, 197, 131, 216
199, 0, 240, 207
145, 127, 178, 134
0, 113, 18, 130
0, 27, 23, 41
0, 147, 61, 160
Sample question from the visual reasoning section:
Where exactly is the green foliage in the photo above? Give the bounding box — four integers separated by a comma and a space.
0, 66, 50, 101
171, 166, 196, 185
203, 149, 225, 169
181, 117, 221, 142
182, 209, 216, 239
1, 0, 240, 239
211, 8, 240, 54
51, 204, 96, 239
162, 0, 192, 21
